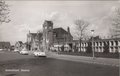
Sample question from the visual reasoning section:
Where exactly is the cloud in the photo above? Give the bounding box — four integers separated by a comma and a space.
111, 6, 117, 12
49, 12, 59, 20
1, 1, 119, 44
17, 24, 30, 31
118, 0, 120, 3
45, 11, 60, 22
86, 5, 120, 38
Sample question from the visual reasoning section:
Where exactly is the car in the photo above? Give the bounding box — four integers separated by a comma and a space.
19, 50, 28, 55
0, 49, 3, 51
19, 49, 28, 55
34, 51, 46, 57
13, 49, 19, 52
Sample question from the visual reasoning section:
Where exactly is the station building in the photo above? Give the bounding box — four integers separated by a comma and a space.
27, 20, 120, 53
73, 38, 120, 53
42, 20, 73, 51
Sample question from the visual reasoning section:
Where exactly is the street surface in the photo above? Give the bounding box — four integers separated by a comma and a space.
0, 51, 119, 76
0, 51, 34, 62
47, 52, 120, 67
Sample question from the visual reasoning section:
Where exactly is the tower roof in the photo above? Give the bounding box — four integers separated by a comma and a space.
43, 20, 53, 27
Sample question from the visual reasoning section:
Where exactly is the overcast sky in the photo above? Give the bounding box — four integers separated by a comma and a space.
0, 1, 120, 45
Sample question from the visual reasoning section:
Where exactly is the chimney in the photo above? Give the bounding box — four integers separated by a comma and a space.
67, 27, 70, 33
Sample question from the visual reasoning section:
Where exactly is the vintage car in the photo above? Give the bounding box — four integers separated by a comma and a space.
19, 48, 28, 55
33, 51, 46, 57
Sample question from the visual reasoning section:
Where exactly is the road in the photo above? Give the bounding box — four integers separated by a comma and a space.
0, 51, 34, 62
0, 51, 119, 76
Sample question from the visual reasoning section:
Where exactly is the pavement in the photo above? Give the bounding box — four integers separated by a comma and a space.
0, 51, 35, 62
0, 54, 118, 76
0, 51, 119, 67
47, 52, 120, 67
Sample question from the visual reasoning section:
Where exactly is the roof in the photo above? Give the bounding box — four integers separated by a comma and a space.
53, 27, 68, 34
100, 38, 120, 42
0, 42, 11, 46
18, 41, 23, 44
29, 33, 43, 38
43, 20, 53, 27
73, 40, 89, 43
53, 27, 73, 38
73, 38, 120, 43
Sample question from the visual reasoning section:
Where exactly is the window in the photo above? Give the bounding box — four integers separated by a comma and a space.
115, 41, 118, 46
44, 26, 47, 29
49, 26, 52, 29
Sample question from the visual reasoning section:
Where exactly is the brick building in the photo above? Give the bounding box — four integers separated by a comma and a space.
0, 42, 11, 51
26, 20, 120, 53
43, 20, 53, 50
72, 38, 120, 53
42, 20, 73, 51
53, 27, 73, 44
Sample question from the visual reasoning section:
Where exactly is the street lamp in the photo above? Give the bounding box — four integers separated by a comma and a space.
91, 30, 95, 59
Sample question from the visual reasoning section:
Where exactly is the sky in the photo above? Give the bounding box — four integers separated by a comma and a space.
0, 1, 120, 45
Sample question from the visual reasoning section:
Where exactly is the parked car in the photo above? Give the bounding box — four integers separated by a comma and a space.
34, 51, 46, 57
13, 49, 19, 52
0, 49, 3, 51
19, 50, 28, 55
19, 48, 28, 55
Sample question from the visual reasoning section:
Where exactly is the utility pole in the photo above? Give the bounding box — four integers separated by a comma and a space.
91, 30, 95, 59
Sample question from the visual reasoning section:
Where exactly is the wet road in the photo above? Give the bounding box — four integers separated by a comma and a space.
0, 51, 119, 76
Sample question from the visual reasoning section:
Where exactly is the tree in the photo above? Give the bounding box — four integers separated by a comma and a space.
110, 7, 120, 38
74, 19, 89, 52
0, 0, 10, 24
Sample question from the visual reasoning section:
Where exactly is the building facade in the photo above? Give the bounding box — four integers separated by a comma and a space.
26, 20, 120, 53
53, 27, 73, 44
0, 42, 11, 51
43, 20, 53, 51
27, 32, 43, 51
42, 20, 73, 51
56, 38, 120, 53
14, 41, 23, 51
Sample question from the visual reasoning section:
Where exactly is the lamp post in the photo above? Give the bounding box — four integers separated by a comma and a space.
91, 30, 95, 59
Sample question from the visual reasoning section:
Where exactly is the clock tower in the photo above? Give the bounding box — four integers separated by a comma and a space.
43, 20, 53, 51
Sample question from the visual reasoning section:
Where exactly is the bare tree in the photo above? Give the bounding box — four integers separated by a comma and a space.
0, 0, 10, 24
74, 19, 89, 52
110, 7, 120, 38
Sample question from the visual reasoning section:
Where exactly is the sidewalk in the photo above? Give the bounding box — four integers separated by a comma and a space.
47, 52, 120, 67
